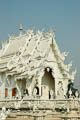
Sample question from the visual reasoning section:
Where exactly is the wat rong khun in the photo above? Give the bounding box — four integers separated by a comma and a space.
0, 25, 80, 120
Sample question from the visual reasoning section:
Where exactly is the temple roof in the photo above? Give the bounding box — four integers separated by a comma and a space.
0, 28, 76, 81
1, 35, 28, 57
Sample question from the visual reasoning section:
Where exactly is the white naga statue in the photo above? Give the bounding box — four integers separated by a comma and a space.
75, 91, 79, 98
50, 90, 54, 99
69, 89, 72, 98
0, 107, 10, 120
33, 88, 37, 96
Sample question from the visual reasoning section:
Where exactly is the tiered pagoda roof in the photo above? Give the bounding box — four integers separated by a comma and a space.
0, 28, 76, 81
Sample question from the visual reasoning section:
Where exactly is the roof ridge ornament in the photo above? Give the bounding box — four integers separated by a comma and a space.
37, 30, 43, 37
61, 52, 69, 61
70, 69, 77, 80
26, 28, 34, 36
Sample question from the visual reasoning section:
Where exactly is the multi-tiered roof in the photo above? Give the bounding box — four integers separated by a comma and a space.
0, 27, 76, 81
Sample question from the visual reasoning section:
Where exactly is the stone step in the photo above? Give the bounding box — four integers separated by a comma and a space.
6, 118, 33, 120
6, 118, 61, 120
45, 118, 61, 120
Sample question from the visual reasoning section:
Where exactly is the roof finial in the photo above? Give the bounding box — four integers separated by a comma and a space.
50, 29, 55, 44
19, 24, 23, 34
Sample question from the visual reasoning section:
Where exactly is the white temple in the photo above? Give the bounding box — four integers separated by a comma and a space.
0, 25, 77, 100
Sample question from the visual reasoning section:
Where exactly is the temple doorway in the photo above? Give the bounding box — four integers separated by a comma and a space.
35, 86, 39, 95
41, 68, 55, 99
5, 88, 8, 97
33, 86, 39, 96
12, 88, 17, 97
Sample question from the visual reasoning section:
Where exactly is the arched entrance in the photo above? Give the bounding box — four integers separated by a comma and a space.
41, 68, 55, 99
33, 86, 39, 96
35, 87, 39, 95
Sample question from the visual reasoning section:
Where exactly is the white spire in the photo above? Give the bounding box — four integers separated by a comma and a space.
50, 29, 55, 44
19, 24, 23, 35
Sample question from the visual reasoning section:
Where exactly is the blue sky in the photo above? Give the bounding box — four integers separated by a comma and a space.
0, 0, 80, 90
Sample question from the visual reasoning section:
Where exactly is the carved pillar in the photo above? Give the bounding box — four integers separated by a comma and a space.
39, 77, 41, 96
52, 71, 56, 97
39, 69, 45, 97
7, 78, 12, 99
9, 88, 12, 99
16, 80, 22, 98
1, 82, 5, 99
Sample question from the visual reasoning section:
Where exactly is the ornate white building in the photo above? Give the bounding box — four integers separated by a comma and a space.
0, 26, 76, 100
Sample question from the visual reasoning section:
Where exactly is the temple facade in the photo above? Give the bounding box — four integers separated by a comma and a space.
0, 26, 76, 100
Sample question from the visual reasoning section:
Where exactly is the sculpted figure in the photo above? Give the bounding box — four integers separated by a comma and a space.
57, 81, 64, 99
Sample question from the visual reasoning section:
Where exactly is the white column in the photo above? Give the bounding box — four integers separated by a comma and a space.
1, 83, 5, 99
39, 78, 41, 96
16, 80, 22, 97
9, 88, 12, 99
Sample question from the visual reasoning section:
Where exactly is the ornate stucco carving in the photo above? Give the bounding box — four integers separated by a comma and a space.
65, 61, 72, 72
0, 28, 77, 99
61, 52, 69, 61
70, 69, 77, 81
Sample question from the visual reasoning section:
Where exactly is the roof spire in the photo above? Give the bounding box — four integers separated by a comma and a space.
50, 29, 55, 44
19, 24, 23, 35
